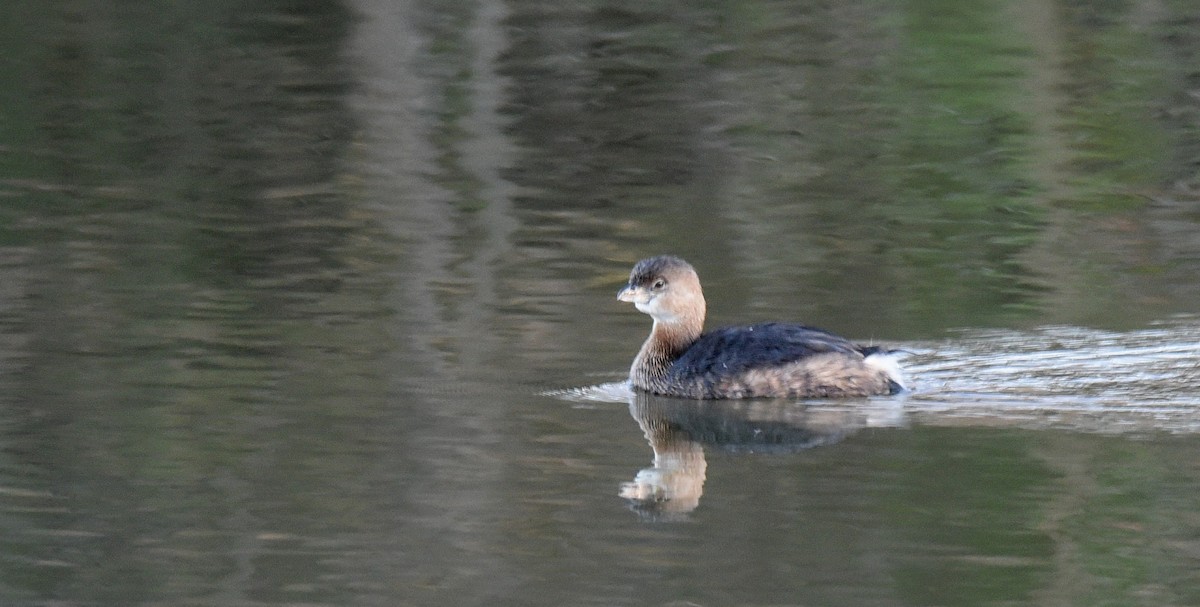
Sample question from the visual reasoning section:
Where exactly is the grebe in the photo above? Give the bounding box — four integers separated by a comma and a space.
617, 255, 904, 399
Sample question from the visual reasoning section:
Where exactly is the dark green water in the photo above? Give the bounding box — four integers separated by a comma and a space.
1, 1, 1199, 605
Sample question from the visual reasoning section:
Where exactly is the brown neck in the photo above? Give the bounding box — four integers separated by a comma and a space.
631, 320, 702, 389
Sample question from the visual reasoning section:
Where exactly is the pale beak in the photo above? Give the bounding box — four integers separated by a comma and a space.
617, 284, 645, 303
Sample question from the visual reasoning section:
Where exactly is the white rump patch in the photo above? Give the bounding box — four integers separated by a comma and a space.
864, 351, 906, 390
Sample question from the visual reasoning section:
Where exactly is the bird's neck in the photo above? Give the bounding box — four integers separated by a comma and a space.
631, 319, 702, 389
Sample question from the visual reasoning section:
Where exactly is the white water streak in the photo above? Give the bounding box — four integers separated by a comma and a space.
558, 319, 1200, 435
894, 320, 1200, 433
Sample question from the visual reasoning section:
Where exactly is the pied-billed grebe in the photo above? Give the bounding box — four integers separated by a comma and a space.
617, 255, 905, 399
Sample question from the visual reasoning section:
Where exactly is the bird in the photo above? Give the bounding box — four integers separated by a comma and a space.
617, 255, 904, 399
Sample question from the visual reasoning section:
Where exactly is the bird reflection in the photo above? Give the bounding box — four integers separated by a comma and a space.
620, 391, 901, 519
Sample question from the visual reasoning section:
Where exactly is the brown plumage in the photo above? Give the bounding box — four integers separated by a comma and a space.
617, 256, 904, 399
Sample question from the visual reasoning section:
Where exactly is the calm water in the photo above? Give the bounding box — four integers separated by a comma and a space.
2, 1, 1200, 605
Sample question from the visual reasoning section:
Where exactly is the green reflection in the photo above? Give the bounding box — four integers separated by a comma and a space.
882, 428, 1057, 605
2, 0, 1200, 606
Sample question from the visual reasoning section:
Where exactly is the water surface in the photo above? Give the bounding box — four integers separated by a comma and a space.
1, 1, 1199, 605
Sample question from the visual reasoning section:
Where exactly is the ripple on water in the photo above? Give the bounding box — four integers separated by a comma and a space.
899, 320, 1200, 434
558, 320, 1200, 435
544, 381, 634, 406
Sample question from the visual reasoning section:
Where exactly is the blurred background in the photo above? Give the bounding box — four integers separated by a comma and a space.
1, 1, 1199, 605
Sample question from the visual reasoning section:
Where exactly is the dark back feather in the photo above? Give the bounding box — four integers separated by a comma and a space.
669, 322, 865, 379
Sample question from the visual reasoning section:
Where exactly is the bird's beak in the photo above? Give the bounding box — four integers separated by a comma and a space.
617, 284, 638, 302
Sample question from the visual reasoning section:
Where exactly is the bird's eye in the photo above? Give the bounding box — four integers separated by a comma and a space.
652, 279, 666, 290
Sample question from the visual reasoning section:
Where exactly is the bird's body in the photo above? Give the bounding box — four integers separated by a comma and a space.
617, 256, 904, 399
